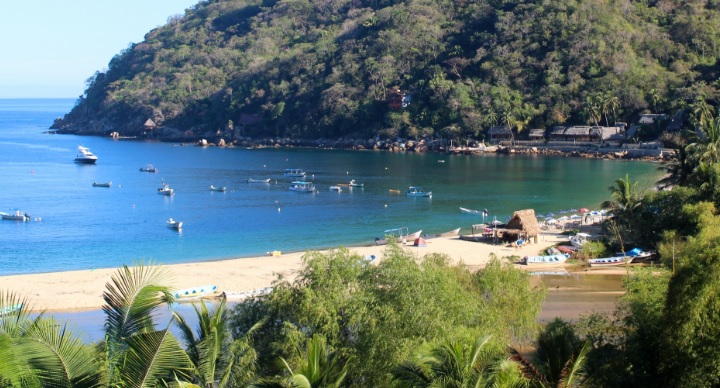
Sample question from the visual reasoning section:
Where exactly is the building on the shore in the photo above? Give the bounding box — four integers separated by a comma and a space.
549, 126, 567, 141
591, 126, 626, 145
142, 119, 157, 138
493, 209, 542, 244
563, 126, 593, 142
528, 128, 546, 141
488, 125, 514, 143
387, 88, 406, 109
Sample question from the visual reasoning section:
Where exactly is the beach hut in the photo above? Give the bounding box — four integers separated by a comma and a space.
495, 209, 542, 244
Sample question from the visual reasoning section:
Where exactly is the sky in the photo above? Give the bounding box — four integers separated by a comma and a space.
0, 0, 200, 98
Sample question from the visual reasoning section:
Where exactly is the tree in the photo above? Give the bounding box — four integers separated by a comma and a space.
0, 290, 103, 387
103, 262, 193, 386
174, 299, 258, 387
391, 335, 527, 387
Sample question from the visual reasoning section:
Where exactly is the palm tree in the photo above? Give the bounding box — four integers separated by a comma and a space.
174, 298, 258, 387
509, 319, 591, 388
601, 174, 642, 217
103, 262, 193, 387
583, 95, 601, 127
391, 335, 526, 387
0, 290, 103, 387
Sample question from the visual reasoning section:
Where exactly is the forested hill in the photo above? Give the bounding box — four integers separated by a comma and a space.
53, 0, 720, 142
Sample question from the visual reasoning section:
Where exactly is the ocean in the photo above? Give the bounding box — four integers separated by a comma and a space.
0, 98, 663, 276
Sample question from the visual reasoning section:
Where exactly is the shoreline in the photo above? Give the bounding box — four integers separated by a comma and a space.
1, 231, 627, 313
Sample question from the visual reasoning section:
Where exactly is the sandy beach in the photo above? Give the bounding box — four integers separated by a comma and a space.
2, 230, 614, 313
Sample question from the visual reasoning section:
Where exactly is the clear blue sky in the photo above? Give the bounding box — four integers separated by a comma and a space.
0, 0, 199, 98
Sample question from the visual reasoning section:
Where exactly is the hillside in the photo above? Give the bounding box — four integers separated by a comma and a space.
52, 0, 720, 142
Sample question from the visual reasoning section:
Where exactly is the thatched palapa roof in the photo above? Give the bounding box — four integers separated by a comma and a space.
494, 209, 541, 241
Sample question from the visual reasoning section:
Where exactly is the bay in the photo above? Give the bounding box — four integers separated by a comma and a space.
0, 99, 663, 276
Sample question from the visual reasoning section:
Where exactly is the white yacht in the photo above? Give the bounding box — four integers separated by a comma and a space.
74, 146, 98, 164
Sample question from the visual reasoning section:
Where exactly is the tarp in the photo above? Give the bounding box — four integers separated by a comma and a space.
414, 237, 427, 247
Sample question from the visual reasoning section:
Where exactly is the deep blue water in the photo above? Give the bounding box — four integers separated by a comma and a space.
0, 99, 663, 276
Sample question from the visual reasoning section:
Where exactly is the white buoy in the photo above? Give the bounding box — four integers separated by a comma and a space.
384, 204, 388, 208
278, 208, 281, 212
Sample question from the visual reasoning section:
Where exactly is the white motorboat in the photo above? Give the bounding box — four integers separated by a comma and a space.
589, 256, 630, 267
158, 181, 174, 196
407, 186, 432, 197
349, 179, 364, 187
209, 185, 227, 192
74, 146, 98, 164
375, 227, 423, 245
289, 181, 315, 192
172, 284, 217, 301
284, 168, 306, 177
139, 164, 158, 172
247, 178, 271, 183
569, 232, 591, 248
0, 210, 30, 221
329, 186, 342, 192
524, 254, 570, 265
167, 218, 183, 229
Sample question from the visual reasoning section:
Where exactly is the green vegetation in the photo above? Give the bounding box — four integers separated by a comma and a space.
54, 0, 720, 142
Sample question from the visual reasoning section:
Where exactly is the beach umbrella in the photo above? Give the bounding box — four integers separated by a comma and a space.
558, 216, 569, 221
570, 214, 581, 220
579, 208, 589, 213
491, 219, 503, 225
545, 217, 557, 224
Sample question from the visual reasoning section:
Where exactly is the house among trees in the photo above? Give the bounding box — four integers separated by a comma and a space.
528, 128, 545, 141
563, 126, 592, 142
638, 113, 667, 125
487, 125, 514, 143
142, 119, 157, 137
387, 88, 406, 109
549, 126, 567, 141
590, 126, 626, 145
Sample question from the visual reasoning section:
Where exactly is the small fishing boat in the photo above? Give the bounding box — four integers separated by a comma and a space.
209, 185, 227, 192
289, 181, 315, 192
247, 178, 271, 183
0, 303, 22, 316
407, 186, 432, 197
139, 164, 158, 173
329, 186, 342, 192
92, 181, 112, 187
74, 146, 98, 164
349, 179, 364, 187
618, 247, 656, 263
375, 227, 423, 245
1, 210, 30, 221
588, 256, 630, 267
524, 254, 570, 265
167, 218, 183, 229
172, 285, 217, 301
157, 181, 174, 196
569, 232, 592, 248
435, 228, 461, 237
284, 168, 306, 177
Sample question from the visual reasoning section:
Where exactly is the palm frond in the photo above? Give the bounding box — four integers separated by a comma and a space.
507, 347, 549, 387
119, 326, 193, 387
23, 318, 103, 387
390, 360, 432, 387
102, 262, 173, 349
557, 341, 591, 388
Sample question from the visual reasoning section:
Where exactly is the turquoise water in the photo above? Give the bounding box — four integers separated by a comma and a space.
0, 99, 663, 275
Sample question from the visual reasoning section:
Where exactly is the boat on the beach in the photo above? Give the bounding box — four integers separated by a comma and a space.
172, 284, 217, 301
209, 185, 227, 192
375, 227, 422, 245
247, 178, 271, 183
349, 179, 364, 187
74, 146, 98, 164
157, 181, 174, 196
167, 218, 183, 229
524, 254, 570, 265
588, 256, 630, 267
1, 210, 30, 221
569, 232, 591, 248
329, 185, 342, 192
139, 164, 158, 173
92, 181, 112, 187
0, 303, 22, 316
289, 181, 315, 192
407, 186, 432, 197
617, 247, 656, 263
220, 287, 273, 301
435, 227, 461, 237
284, 168, 306, 177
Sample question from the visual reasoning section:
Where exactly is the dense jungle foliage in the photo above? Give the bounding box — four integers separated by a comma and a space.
54, 0, 720, 141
